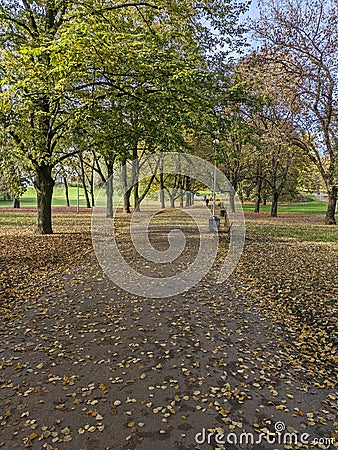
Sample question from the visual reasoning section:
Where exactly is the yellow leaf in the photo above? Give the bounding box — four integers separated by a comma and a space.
99, 383, 108, 393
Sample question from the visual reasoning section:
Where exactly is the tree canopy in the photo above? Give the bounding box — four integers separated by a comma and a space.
0, 0, 247, 232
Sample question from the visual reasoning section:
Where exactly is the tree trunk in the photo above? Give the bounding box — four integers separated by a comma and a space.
271, 190, 279, 217
121, 160, 131, 213
124, 190, 131, 213
179, 189, 184, 208
12, 198, 20, 208
34, 165, 55, 234
83, 180, 91, 208
185, 192, 191, 207
325, 186, 337, 225
238, 182, 244, 203
160, 171, 165, 209
263, 179, 267, 205
63, 175, 70, 207
134, 191, 140, 212
133, 162, 140, 212
106, 176, 113, 218
90, 165, 95, 207
254, 162, 262, 213
106, 159, 115, 218
184, 177, 190, 207
229, 191, 235, 212
79, 155, 91, 208
159, 156, 165, 209
169, 190, 175, 208
254, 194, 261, 213
160, 189, 165, 209
254, 179, 262, 213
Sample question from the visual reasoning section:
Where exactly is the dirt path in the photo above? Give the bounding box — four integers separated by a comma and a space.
0, 210, 337, 449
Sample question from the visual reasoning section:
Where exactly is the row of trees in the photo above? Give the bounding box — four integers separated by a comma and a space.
0, 0, 337, 232
0, 0, 247, 232
253, 0, 338, 224
217, 0, 338, 222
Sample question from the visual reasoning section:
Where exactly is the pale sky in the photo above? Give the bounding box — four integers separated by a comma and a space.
248, 0, 260, 18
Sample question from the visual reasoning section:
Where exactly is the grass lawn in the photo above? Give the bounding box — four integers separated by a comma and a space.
0, 188, 329, 216
1, 187, 336, 242
245, 213, 338, 243
196, 191, 328, 215
0, 186, 101, 208
242, 196, 328, 215
242, 196, 338, 242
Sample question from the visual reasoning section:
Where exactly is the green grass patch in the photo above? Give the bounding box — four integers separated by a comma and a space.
0, 186, 102, 207
243, 199, 328, 216
1, 188, 328, 215
246, 221, 338, 243
0, 185, 126, 208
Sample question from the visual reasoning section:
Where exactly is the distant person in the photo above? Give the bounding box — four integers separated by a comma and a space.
205, 197, 210, 207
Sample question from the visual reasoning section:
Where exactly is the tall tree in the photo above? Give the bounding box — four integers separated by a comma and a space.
0, 0, 81, 233
253, 0, 338, 224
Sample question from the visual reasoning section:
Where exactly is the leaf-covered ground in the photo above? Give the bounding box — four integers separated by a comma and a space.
0, 208, 337, 449
233, 213, 338, 385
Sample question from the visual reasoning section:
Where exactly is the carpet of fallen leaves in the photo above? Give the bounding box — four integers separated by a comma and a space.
232, 213, 338, 385
0, 207, 337, 450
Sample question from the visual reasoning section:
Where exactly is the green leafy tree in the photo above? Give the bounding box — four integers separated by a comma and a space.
0, 0, 83, 232
0, 0, 247, 232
